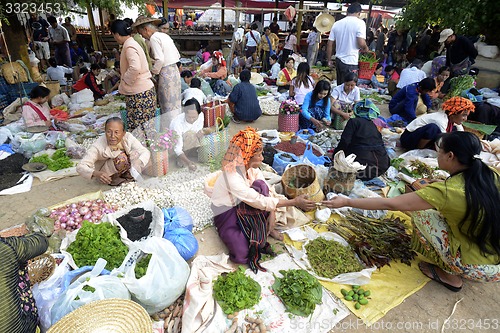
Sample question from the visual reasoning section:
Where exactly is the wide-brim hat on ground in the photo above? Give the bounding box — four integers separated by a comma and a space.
47, 299, 152, 333
313, 13, 335, 33
439, 29, 454, 43
131, 15, 162, 29
250, 72, 264, 85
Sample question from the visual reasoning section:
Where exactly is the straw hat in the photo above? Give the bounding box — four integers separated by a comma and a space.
313, 13, 335, 33
131, 15, 162, 28
47, 299, 152, 333
250, 72, 264, 85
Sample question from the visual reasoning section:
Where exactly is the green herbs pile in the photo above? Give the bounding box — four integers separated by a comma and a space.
213, 266, 261, 314
30, 148, 73, 171
134, 253, 152, 279
67, 221, 129, 271
272, 269, 322, 317
358, 52, 378, 67
446, 75, 475, 99
328, 212, 416, 268
390, 158, 439, 179
305, 238, 364, 278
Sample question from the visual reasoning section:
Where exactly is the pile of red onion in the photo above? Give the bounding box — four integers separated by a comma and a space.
50, 199, 116, 231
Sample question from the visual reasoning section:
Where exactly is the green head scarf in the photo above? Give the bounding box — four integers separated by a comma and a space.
353, 99, 380, 120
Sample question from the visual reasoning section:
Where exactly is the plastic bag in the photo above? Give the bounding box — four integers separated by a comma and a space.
81, 112, 97, 125
51, 93, 70, 107
66, 145, 86, 159
50, 258, 130, 325
200, 78, 214, 97
70, 88, 94, 104
11, 132, 47, 157
32, 253, 71, 333
116, 237, 190, 314
303, 142, 331, 166
199, 59, 213, 72
26, 208, 55, 237
162, 206, 194, 232
0, 127, 12, 145
45, 131, 66, 149
272, 152, 299, 175
163, 227, 199, 261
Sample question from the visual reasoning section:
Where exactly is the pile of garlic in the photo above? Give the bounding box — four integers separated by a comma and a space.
103, 182, 174, 210
259, 98, 281, 116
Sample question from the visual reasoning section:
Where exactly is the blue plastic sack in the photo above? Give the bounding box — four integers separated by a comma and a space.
162, 207, 194, 232
303, 142, 331, 166
296, 129, 315, 140
163, 228, 199, 261
272, 152, 299, 175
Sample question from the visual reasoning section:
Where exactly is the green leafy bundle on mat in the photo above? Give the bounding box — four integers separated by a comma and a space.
328, 212, 416, 268
30, 148, 73, 171
272, 269, 322, 317
213, 266, 261, 314
305, 237, 364, 278
67, 221, 129, 271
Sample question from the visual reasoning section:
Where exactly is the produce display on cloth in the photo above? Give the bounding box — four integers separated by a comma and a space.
308, 129, 342, 153
328, 212, 416, 268
274, 141, 322, 157
50, 199, 116, 231
151, 295, 184, 333
305, 237, 364, 278
66, 221, 128, 270
259, 98, 281, 116
341, 285, 372, 310
116, 208, 153, 242
213, 266, 262, 315
271, 269, 322, 317
30, 149, 73, 171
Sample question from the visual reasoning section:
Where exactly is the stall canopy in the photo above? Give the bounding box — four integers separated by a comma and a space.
196, 3, 239, 24
156, 0, 291, 12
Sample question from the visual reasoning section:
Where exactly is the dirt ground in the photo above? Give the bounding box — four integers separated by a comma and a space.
1, 108, 499, 333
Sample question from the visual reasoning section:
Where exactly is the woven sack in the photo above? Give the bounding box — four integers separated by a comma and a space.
202, 100, 227, 128
198, 118, 230, 163
282, 164, 325, 203
1, 62, 29, 84
144, 149, 169, 177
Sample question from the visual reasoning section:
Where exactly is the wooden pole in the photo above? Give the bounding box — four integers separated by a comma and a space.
86, 0, 99, 52
221, 0, 225, 31
98, 7, 105, 36
367, 1, 373, 32
227, 1, 241, 73
163, 0, 168, 18
296, 0, 304, 44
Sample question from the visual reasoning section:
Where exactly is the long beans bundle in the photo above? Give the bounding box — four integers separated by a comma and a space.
328, 212, 415, 268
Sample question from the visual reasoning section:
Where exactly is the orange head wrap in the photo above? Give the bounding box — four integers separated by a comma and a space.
442, 96, 475, 115
222, 127, 262, 172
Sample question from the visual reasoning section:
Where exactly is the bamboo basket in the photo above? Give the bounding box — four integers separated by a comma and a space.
324, 168, 356, 195
282, 164, 325, 203
28, 253, 56, 285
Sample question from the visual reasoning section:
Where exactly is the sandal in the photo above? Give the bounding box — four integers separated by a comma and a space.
418, 262, 462, 292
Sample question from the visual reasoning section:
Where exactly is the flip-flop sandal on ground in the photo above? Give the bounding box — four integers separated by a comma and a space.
418, 262, 462, 292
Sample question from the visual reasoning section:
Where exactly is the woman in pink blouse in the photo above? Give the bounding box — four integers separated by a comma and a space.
111, 19, 156, 133
21, 86, 52, 128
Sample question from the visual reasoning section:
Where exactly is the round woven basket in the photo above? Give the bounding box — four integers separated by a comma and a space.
28, 254, 56, 285
47, 298, 152, 333
94, 99, 110, 106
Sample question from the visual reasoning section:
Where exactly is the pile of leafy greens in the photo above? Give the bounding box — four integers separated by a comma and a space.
213, 266, 261, 314
67, 221, 129, 271
272, 269, 322, 317
30, 148, 73, 171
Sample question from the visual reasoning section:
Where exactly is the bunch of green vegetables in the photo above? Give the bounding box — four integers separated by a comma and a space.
213, 266, 261, 314
272, 269, 322, 317
358, 53, 378, 67
390, 158, 438, 179
67, 221, 129, 271
305, 238, 364, 278
446, 75, 475, 99
134, 253, 152, 279
30, 148, 73, 171
328, 212, 415, 268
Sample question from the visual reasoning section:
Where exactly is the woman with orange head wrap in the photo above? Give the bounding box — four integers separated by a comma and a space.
209, 127, 315, 273
400, 96, 475, 150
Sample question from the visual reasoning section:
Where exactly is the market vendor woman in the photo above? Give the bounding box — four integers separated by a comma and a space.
21, 86, 52, 128
323, 132, 500, 291
77, 117, 150, 185
209, 128, 315, 272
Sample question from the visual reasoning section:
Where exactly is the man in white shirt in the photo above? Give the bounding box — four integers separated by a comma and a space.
47, 16, 72, 67
326, 2, 369, 85
397, 59, 427, 89
244, 23, 261, 59
181, 78, 206, 106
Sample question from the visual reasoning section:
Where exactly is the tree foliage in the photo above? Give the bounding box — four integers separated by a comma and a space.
398, 0, 500, 44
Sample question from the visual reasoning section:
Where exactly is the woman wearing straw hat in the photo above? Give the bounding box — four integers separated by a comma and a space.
0, 232, 48, 333
134, 15, 182, 128
209, 128, 316, 272
111, 19, 157, 133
